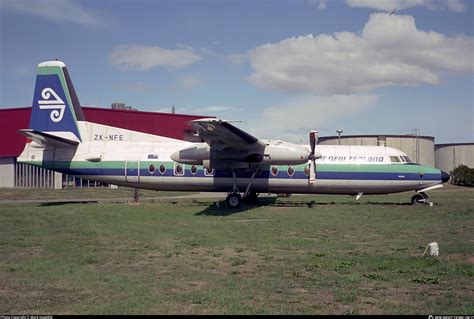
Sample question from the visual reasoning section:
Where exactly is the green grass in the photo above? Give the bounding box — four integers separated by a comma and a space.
0, 187, 194, 201
0, 186, 472, 314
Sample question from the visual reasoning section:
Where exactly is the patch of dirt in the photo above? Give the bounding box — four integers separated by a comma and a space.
0, 279, 94, 313
302, 289, 335, 306
3, 246, 44, 261
232, 218, 273, 223
166, 280, 207, 295
445, 253, 474, 264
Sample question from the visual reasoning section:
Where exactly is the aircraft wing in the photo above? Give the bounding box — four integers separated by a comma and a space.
173, 118, 310, 169
189, 118, 265, 150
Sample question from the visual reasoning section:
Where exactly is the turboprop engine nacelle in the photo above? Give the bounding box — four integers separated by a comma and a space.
171, 140, 313, 167
170, 143, 210, 164
261, 140, 313, 165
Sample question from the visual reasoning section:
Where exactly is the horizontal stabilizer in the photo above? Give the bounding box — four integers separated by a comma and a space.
18, 129, 79, 148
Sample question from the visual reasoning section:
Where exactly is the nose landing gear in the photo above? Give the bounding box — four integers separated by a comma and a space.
411, 192, 433, 206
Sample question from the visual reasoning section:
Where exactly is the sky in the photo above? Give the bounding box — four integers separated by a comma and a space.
0, 0, 473, 143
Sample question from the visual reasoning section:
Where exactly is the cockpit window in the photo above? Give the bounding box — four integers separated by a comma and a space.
390, 156, 401, 163
402, 156, 412, 163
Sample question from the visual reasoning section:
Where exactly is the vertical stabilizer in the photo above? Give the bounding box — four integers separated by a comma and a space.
30, 60, 85, 142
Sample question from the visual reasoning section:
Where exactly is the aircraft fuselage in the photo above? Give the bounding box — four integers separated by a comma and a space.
18, 121, 445, 196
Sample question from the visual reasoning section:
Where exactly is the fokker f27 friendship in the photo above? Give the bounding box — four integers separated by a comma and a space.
18, 61, 450, 207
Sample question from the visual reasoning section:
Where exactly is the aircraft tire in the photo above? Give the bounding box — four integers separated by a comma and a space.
226, 193, 243, 208
411, 193, 426, 205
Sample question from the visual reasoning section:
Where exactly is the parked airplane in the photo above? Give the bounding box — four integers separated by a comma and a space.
17, 61, 450, 207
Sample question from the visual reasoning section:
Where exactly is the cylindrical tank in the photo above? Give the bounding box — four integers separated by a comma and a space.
318, 134, 435, 166
435, 143, 474, 173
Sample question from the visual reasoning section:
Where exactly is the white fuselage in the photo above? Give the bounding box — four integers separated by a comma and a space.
17, 121, 445, 195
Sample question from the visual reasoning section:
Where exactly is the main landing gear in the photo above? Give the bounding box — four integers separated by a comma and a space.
226, 193, 243, 208
225, 167, 260, 208
226, 191, 260, 208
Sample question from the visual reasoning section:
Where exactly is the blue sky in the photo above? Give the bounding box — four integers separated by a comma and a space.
1, 0, 473, 143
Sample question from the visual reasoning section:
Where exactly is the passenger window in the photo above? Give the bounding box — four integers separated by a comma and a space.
148, 164, 156, 174
159, 164, 166, 174
287, 166, 295, 177
190, 165, 198, 175
390, 156, 401, 163
174, 163, 184, 176
204, 167, 214, 176
271, 166, 278, 176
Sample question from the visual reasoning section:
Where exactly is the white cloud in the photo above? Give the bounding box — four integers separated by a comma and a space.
247, 13, 474, 95
346, 0, 467, 12
109, 45, 202, 71
1, 0, 103, 26
242, 94, 379, 141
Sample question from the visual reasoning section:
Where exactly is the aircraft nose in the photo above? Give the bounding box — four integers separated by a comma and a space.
441, 170, 450, 183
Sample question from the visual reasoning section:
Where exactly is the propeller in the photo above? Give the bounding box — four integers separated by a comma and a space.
308, 130, 318, 184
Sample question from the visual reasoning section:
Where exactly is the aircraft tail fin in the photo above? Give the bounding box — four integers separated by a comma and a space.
29, 60, 86, 143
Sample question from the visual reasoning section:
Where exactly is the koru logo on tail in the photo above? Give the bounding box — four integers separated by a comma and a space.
38, 88, 65, 122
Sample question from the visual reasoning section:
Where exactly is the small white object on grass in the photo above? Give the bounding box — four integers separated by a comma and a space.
421, 242, 439, 257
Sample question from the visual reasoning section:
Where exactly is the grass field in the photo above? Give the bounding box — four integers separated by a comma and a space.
0, 187, 193, 201
0, 186, 473, 314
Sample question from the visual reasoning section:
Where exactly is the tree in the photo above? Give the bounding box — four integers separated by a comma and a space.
450, 165, 474, 187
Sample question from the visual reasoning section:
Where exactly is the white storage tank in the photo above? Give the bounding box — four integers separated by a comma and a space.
435, 143, 474, 173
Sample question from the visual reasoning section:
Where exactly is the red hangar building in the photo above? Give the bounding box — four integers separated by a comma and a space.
0, 106, 210, 188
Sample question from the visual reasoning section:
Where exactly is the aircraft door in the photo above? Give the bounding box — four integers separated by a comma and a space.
125, 161, 140, 183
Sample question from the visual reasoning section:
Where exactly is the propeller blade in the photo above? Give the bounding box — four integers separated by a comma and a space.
308, 130, 318, 184
309, 130, 318, 157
